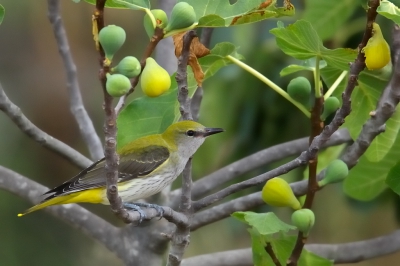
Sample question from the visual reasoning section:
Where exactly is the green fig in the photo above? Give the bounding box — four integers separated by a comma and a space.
291, 209, 315, 237
287, 77, 311, 107
141, 57, 171, 97
144, 9, 168, 38
318, 159, 349, 187
261, 177, 301, 210
106, 73, 131, 97
164, 2, 196, 33
112, 56, 141, 78
321, 97, 340, 121
99, 25, 126, 61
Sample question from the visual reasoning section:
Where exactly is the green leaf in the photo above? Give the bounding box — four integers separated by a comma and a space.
232, 212, 296, 235
183, 0, 295, 27
116, 42, 241, 149
365, 107, 400, 161
343, 133, 400, 200
0, 4, 4, 25
83, 0, 149, 9
280, 59, 327, 77
302, 0, 359, 40
386, 161, 400, 195
248, 228, 274, 266
343, 69, 395, 162
112, 0, 150, 10
268, 235, 333, 266
377, 0, 400, 25
298, 248, 333, 266
117, 85, 179, 151
270, 20, 357, 70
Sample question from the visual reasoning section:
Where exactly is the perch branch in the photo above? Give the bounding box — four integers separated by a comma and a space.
0, 82, 92, 168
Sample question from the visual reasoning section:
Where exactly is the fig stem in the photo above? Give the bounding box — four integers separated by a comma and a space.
144, 8, 157, 29
324, 70, 348, 100
227, 55, 311, 118
313, 56, 322, 98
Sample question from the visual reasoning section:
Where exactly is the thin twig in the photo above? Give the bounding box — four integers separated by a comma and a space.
193, 156, 306, 212
167, 30, 196, 266
47, 0, 103, 160
171, 128, 350, 205
266, 243, 282, 266
0, 83, 92, 168
343, 24, 400, 167
287, 1, 380, 265
94, 0, 130, 223
177, 30, 196, 121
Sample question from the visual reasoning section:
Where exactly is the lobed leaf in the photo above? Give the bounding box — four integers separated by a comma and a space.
116, 42, 241, 149
270, 20, 357, 70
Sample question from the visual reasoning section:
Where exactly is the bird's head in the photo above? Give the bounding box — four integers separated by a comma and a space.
162, 121, 224, 158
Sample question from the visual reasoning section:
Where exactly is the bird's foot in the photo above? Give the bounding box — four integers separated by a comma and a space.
123, 202, 164, 223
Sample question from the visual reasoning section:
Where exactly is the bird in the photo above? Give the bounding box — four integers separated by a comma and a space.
18, 120, 224, 220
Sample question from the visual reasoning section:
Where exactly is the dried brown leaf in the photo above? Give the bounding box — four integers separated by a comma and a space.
173, 31, 210, 86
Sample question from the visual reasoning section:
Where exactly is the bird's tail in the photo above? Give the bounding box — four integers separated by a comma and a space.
18, 188, 104, 216
18, 195, 72, 217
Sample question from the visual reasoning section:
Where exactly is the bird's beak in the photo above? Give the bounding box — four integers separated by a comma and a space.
203, 128, 224, 137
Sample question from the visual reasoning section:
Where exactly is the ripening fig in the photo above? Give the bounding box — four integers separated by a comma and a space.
143, 9, 168, 38
287, 77, 312, 107
291, 209, 315, 237
106, 73, 131, 97
141, 57, 171, 97
164, 2, 196, 33
261, 177, 301, 210
320, 96, 340, 121
363, 22, 390, 70
318, 159, 349, 187
99, 25, 126, 62
112, 56, 141, 78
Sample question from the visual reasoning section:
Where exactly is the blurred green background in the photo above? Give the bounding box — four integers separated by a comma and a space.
0, 0, 399, 265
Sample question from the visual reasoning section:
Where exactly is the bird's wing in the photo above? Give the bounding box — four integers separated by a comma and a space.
43, 145, 170, 198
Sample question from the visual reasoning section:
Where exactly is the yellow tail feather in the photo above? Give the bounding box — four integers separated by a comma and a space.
18, 188, 104, 217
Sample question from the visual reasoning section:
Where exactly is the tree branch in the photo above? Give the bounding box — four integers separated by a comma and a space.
191, 129, 351, 212
0, 82, 92, 169
172, 128, 350, 203
342, 24, 400, 167
181, 229, 400, 265
47, 0, 103, 160
93, 0, 131, 223
0, 166, 120, 251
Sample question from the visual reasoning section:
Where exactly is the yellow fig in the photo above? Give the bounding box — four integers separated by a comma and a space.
363, 23, 390, 70
140, 57, 171, 97
261, 177, 301, 210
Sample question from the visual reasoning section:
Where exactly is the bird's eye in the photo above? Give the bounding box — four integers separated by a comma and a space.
186, 130, 195, 137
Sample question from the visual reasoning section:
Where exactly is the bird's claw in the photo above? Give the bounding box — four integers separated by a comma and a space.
123, 202, 164, 223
